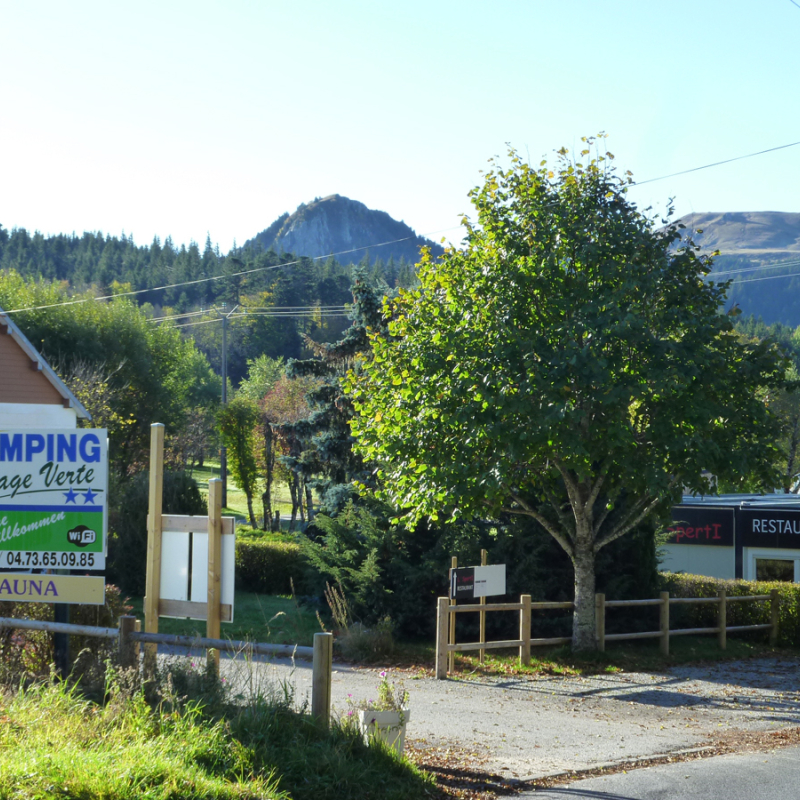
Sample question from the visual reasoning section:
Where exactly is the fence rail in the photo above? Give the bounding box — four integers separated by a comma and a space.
0, 615, 333, 725
435, 589, 780, 679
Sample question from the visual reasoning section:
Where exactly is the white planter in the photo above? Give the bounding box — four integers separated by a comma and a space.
358, 708, 410, 755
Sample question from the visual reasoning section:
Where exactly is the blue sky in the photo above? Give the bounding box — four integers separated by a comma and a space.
2, 0, 799, 252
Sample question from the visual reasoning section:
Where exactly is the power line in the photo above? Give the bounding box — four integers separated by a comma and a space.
146, 304, 349, 323
5, 135, 799, 316
168, 317, 226, 330
633, 139, 800, 186
729, 269, 800, 286
1, 229, 454, 315
167, 309, 350, 329
711, 257, 800, 279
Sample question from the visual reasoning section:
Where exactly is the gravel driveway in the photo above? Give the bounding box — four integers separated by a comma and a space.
205, 654, 800, 781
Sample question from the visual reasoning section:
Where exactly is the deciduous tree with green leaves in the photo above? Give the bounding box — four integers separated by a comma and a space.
217, 396, 260, 526
348, 139, 788, 650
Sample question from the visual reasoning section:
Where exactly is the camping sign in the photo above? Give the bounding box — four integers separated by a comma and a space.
0, 429, 107, 570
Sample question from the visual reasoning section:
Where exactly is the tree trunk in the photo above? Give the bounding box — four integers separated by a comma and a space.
785, 412, 800, 492
305, 484, 315, 521
571, 539, 597, 651
289, 475, 299, 531
261, 422, 275, 530
246, 495, 256, 529
298, 476, 306, 525
261, 490, 271, 531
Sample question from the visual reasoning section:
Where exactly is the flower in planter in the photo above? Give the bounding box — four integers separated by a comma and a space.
345, 671, 411, 754
346, 670, 409, 715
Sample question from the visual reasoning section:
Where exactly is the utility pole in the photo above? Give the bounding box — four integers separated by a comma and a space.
216, 304, 238, 509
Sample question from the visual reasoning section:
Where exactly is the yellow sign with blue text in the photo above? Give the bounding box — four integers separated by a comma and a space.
0, 573, 105, 605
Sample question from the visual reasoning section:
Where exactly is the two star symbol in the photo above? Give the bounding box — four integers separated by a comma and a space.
63, 488, 98, 504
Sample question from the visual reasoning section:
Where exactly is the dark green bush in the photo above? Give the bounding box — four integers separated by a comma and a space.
108, 469, 206, 595
660, 572, 797, 647
302, 500, 660, 640
235, 530, 309, 595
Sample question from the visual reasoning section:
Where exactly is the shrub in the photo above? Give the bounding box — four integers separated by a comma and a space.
302, 499, 660, 640
660, 572, 798, 647
235, 529, 309, 595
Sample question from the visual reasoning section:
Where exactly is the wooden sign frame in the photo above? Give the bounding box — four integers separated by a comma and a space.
143, 423, 234, 671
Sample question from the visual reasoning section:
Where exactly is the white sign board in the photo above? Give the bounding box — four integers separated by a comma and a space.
450, 563, 506, 600
473, 564, 506, 598
158, 516, 235, 621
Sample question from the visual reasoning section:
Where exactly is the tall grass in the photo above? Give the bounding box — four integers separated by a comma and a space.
0, 678, 283, 799
0, 661, 436, 800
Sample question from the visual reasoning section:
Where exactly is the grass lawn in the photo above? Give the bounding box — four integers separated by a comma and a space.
191, 461, 309, 529
127, 592, 324, 647
447, 636, 790, 679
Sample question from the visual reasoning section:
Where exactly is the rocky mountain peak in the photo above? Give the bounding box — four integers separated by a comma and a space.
245, 194, 443, 265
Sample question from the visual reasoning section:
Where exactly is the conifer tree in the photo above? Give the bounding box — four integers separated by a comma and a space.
284, 273, 385, 515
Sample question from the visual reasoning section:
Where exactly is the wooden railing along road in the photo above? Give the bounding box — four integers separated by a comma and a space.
0, 615, 334, 724
435, 589, 779, 679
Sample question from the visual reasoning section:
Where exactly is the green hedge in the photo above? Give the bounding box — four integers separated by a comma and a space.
235, 528, 309, 595
660, 572, 800, 647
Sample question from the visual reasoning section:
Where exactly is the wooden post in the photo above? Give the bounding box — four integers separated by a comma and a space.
659, 591, 670, 656
207, 478, 223, 672
519, 594, 531, 666
449, 556, 457, 673
435, 597, 449, 679
770, 588, 780, 646
143, 423, 164, 677
595, 593, 606, 653
717, 588, 727, 650
479, 549, 487, 664
118, 615, 138, 669
53, 602, 70, 680
311, 631, 333, 727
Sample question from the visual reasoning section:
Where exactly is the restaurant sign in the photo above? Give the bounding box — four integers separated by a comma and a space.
450, 565, 506, 600
0, 430, 107, 570
666, 506, 734, 547
740, 508, 800, 549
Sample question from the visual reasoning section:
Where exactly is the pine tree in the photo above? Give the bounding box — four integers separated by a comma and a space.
284, 273, 385, 515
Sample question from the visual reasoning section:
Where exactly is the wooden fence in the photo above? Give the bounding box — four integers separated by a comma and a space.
0, 615, 334, 725
435, 589, 780, 679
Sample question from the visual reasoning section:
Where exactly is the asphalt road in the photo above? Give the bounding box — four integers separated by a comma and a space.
520, 745, 800, 799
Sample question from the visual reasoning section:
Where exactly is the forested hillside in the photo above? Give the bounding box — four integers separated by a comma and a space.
675, 211, 800, 326
0, 219, 421, 386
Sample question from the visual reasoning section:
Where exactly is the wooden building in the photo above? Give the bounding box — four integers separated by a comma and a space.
0, 306, 89, 428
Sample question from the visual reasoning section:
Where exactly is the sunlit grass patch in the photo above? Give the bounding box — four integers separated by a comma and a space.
0, 681, 283, 799
127, 592, 322, 647
1, 671, 437, 800
449, 636, 788, 679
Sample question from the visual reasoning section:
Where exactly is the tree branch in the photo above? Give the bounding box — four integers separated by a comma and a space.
592, 501, 613, 538
503, 493, 575, 559
593, 490, 668, 553
586, 457, 611, 512
552, 457, 581, 510
531, 472, 574, 533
